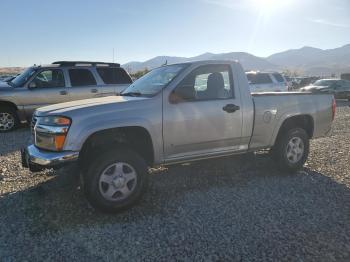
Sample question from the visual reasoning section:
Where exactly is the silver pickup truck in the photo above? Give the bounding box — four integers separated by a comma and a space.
21, 60, 335, 212
0, 61, 132, 132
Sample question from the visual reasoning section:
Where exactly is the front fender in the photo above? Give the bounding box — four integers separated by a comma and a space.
64, 116, 163, 164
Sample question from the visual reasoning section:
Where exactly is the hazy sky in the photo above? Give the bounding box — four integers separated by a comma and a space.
1, 0, 349, 66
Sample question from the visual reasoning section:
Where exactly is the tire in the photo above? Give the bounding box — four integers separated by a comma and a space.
273, 128, 309, 172
0, 106, 19, 132
84, 148, 148, 213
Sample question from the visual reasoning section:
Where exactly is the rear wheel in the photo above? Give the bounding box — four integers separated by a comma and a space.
273, 128, 309, 172
84, 148, 148, 213
0, 106, 19, 132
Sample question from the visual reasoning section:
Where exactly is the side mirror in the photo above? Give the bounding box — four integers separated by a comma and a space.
169, 86, 195, 104
169, 92, 182, 104
28, 82, 37, 89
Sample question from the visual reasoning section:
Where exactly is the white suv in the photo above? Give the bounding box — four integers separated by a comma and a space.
246, 71, 288, 93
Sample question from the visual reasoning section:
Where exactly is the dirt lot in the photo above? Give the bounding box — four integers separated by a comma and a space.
0, 101, 349, 261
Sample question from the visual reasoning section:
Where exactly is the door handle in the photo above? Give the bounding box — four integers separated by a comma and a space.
223, 104, 240, 113
91, 88, 98, 93
59, 90, 68, 95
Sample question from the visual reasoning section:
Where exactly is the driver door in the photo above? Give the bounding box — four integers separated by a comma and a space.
163, 64, 243, 161
19, 69, 70, 117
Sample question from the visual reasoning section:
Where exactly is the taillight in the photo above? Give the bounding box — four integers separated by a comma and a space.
332, 98, 336, 121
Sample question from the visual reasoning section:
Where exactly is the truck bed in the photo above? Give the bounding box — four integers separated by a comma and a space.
249, 92, 333, 150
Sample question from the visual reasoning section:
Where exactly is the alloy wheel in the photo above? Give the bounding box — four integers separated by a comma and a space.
286, 137, 304, 164
98, 162, 138, 201
0, 112, 15, 131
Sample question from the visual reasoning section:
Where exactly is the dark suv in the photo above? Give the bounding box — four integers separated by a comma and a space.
0, 61, 132, 132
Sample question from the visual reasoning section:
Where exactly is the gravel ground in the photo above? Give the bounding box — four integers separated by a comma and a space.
0, 101, 349, 261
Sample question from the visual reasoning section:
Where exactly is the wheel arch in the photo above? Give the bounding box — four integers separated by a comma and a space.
78, 126, 155, 170
0, 100, 22, 130
273, 114, 314, 146
0, 100, 19, 111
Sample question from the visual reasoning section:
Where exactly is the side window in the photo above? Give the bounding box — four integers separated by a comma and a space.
69, 69, 97, 87
31, 69, 65, 88
173, 64, 233, 102
272, 73, 284, 82
246, 73, 255, 83
115, 68, 132, 84
255, 73, 273, 84
336, 81, 344, 90
345, 80, 350, 90
248, 73, 273, 84
97, 67, 132, 84
338, 80, 350, 90
331, 81, 341, 90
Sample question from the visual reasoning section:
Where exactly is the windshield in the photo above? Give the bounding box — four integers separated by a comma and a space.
10, 68, 37, 87
121, 64, 188, 97
313, 80, 336, 86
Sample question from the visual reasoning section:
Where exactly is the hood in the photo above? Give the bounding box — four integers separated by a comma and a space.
35, 95, 149, 117
0, 81, 13, 91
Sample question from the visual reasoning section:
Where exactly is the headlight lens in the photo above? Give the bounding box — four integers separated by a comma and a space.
35, 116, 71, 151
37, 116, 71, 126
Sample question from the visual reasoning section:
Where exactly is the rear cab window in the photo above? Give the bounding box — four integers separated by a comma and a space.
69, 69, 97, 87
97, 67, 132, 84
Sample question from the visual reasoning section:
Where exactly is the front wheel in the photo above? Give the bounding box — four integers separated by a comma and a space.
84, 148, 148, 213
0, 107, 19, 132
273, 128, 309, 172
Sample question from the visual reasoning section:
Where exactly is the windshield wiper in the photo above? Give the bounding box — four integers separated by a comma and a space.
120, 91, 142, 97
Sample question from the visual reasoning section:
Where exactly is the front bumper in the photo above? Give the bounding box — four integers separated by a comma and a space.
21, 145, 79, 171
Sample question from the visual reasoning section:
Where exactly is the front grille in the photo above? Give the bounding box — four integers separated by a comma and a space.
31, 116, 37, 143
31, 116, 37, 134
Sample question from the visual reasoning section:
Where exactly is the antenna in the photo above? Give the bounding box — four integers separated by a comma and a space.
112, 48, 115, 63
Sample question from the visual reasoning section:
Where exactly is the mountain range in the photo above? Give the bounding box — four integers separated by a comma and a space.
123, 44, 350, 76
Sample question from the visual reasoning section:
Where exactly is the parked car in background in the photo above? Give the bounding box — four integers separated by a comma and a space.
290, 77, 320, 90
246, 71, 288, 92
300, 79, 350, 100
22, 60, 335, 212
0, 61, 132, 132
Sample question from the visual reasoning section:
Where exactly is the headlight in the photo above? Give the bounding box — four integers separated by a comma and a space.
38, 116, 71, 126
34, 116, 71, 151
